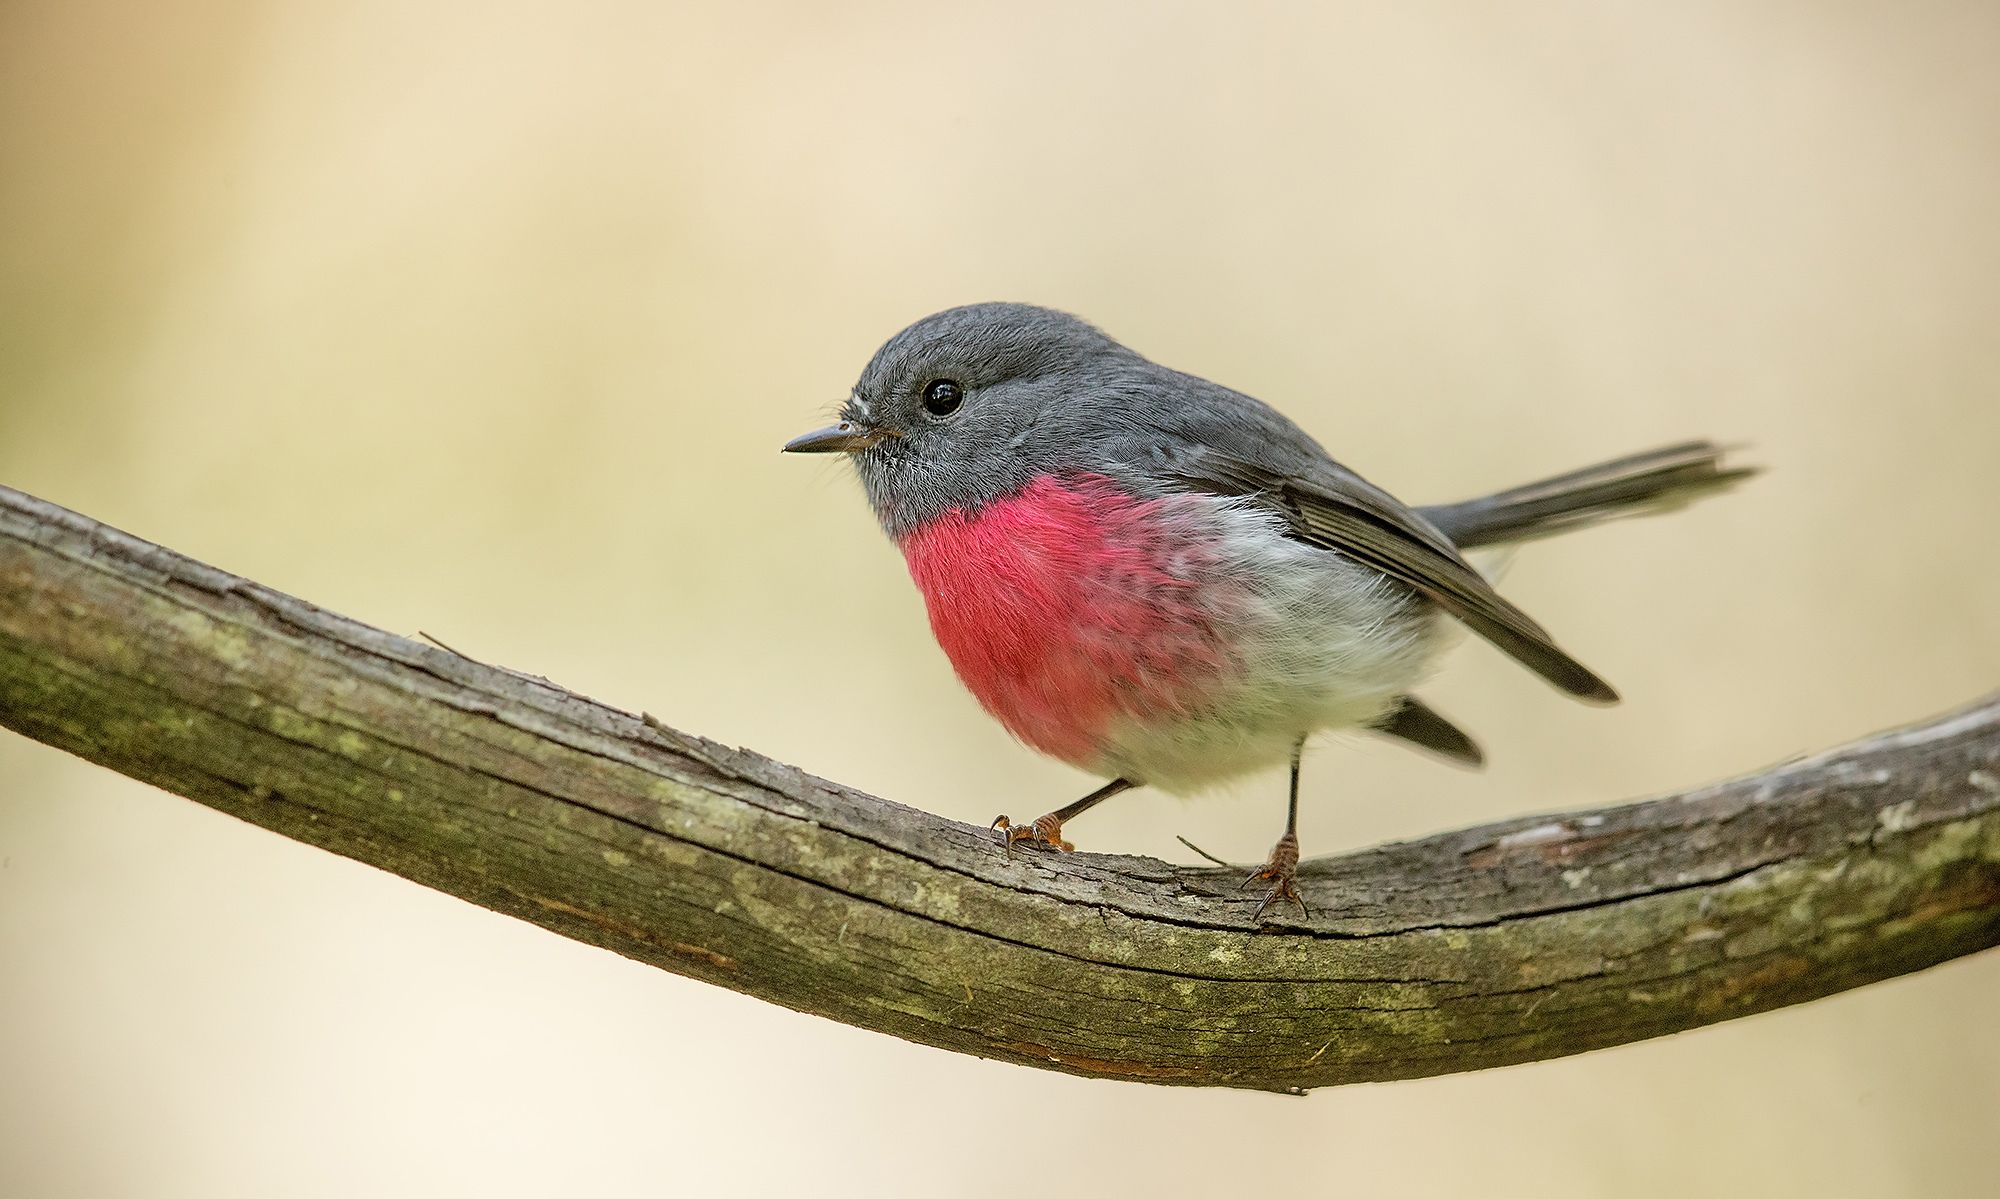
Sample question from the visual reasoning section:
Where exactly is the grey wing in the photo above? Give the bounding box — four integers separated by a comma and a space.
1127, 378, 1618, 703
1174, 447, 1618, 703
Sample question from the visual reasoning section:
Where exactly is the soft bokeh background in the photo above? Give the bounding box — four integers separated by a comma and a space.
3, 2, 1997, 1195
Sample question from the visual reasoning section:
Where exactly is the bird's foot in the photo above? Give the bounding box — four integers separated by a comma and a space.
1241, 831, 1308, 919
991, 812, 1074, 855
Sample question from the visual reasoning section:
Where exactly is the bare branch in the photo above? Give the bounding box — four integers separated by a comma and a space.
1, 484, 1995, 1092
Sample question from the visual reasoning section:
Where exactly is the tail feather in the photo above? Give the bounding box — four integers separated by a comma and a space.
1420, 441, 1758, 550
1372, 695, 1484, 767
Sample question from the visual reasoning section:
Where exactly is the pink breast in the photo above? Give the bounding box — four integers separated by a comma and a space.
897, 473, 1236, 766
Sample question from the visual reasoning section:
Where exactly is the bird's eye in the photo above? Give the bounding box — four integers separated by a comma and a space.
921, 379, 963, 418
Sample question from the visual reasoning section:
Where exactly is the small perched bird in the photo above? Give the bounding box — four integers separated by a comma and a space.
786, 303, 1753, 917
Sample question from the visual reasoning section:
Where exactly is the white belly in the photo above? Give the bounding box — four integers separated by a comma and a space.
1091, 501, 1442, 793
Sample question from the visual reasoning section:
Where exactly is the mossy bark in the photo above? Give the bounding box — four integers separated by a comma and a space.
2, 484, 1995, 1092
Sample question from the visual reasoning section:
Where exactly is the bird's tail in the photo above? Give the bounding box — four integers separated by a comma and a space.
1419, 441, 1758, 551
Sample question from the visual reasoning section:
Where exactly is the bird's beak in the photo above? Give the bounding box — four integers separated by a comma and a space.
782, 421, 894, 454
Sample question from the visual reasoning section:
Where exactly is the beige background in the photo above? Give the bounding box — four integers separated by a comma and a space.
3, 2, 1997, 1196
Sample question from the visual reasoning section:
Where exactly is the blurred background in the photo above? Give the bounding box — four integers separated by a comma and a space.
3, 2, 1997, 1195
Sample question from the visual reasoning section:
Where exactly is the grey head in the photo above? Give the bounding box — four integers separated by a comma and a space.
783, 302, 1332, 537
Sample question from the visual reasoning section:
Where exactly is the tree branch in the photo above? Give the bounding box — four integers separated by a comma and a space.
2, 484, 1995, 1093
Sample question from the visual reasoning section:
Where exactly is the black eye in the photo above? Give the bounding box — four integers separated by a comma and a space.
921, 379, 963, 417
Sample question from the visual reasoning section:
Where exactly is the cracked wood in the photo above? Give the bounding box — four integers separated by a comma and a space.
1, 483, 1996, 1092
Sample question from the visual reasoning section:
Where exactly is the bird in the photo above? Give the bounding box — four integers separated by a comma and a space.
784, 302, 1754, 917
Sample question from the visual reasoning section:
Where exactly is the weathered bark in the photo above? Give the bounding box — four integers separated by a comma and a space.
1, 484, 1995, 1092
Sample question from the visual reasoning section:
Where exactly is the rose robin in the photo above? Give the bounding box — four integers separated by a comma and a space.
786, 303, 1753, 917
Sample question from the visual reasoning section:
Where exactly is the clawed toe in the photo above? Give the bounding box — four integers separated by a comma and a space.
1243, 870, 1307, 919
1241, 832, 1309, 919
991, 813, 1074, 855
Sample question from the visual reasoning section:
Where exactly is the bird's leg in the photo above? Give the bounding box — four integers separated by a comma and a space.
1243, 740, 1309, 918
992, 778, 1135, 854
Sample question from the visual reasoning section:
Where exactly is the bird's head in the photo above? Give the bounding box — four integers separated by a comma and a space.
784, 303, 1149, 537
